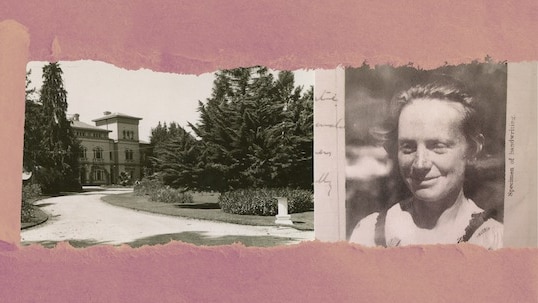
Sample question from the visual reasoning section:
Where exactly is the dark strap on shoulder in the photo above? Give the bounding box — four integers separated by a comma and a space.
458, 208, 497, 243
376, 206, 497, 245
374, 209, 388, 247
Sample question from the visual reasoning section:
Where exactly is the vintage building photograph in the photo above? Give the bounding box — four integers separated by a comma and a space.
21, 60, 314, 248
71, 111, 151, 186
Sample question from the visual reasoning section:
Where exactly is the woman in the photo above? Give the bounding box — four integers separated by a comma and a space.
349, 81, 503, 249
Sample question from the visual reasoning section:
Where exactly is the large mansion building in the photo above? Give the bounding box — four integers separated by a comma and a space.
70, 111, 151, 185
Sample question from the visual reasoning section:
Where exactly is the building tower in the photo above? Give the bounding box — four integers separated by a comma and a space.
92, 111, 144, 184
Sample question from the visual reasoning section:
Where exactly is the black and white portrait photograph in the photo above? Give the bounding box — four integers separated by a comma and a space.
345, 60, 507, 249
20, 61, 315, 248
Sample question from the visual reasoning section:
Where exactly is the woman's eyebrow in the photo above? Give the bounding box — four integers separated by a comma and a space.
397, 137, 458, 144
425, 138, 457, 145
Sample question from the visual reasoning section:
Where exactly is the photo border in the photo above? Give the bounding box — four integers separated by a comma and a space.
0, 1, 537, 301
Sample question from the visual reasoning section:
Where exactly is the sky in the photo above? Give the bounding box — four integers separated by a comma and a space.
26, 60, 314, 142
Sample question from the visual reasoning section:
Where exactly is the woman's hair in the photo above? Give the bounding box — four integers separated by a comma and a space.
372, 76, 483, 158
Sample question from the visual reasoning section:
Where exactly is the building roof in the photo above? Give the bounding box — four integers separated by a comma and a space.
71, 120, 111, 132
92, 112, 143, 122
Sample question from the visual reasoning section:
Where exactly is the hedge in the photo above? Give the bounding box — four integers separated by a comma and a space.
219, 188, 313, 216
134, 177, 193, 204
133, 178, 164, 196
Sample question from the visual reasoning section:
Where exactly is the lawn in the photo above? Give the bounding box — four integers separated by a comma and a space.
101, 192, 314, 231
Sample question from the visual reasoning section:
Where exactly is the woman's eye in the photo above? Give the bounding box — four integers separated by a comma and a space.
399, 144, 415, 154
432, 144, 448, 153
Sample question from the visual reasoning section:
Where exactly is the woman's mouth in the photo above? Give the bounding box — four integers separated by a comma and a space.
411, 176, 440, 186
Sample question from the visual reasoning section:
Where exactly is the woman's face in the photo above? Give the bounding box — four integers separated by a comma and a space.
397, 98, 470, 203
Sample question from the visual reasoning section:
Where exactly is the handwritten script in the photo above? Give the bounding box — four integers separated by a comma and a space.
315, 90, 338, 106
314, 70, 346, 201
507, 115, 516, 197
315, 172, 332, 196
315, 118, 344, 129
315, 149, 332, 157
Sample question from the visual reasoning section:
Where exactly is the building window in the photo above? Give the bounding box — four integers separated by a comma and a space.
125, 149, 134, 161
94, 169, 104, 181
80, 147, 87, 159
93, 147, 103, 160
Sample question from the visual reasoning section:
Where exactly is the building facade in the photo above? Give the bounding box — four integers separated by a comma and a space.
71, 112, 151, 186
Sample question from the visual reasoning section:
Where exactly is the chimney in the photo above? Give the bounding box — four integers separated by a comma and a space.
73, 113, 80, 121
103, 111, 112, 116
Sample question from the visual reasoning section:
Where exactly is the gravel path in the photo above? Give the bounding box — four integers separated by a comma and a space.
21, 188, 314, 246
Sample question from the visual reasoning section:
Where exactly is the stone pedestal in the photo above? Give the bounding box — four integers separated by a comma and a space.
274, 197, 293, 225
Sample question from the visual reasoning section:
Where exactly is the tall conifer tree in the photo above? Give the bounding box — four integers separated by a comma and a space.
35, 62, 81, 193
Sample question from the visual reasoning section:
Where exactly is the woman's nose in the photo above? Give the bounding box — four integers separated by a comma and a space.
412, 146, 432, 171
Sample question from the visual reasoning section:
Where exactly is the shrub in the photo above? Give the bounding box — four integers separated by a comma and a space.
218, 188, 313, 216
118, 171, 132, 186
133, 177, 164, 196
21, 183, 42, 222
22, 183, 42, 204
32, 167, 81, 194
134, 177, 193, 204
149, 187, 193, 204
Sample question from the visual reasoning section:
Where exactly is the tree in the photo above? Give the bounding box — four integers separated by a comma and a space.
28, 62, 81, 193
188, 67, 282, 190
151, 66, 313, 192
277, 84, 313, 189
149, 122, 203, 190
23, 70, 42, 173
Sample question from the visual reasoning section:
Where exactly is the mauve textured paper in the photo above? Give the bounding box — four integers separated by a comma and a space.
0, 1, 537, 302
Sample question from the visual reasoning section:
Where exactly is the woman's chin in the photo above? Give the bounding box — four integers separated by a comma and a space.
411, 188, 447, 203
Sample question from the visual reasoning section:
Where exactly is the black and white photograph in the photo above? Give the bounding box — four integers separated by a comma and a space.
20, 60, 315, 248
345, 60, 507, 249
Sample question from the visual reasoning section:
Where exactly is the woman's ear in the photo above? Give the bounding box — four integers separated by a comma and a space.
468, 134, 485, 159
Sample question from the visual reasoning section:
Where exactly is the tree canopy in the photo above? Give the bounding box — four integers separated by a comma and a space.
150, 67, 313, 192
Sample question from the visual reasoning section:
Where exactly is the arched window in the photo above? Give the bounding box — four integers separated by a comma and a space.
93, 147, 103, 160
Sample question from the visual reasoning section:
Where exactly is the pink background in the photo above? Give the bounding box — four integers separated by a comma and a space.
0, 1, 537, 301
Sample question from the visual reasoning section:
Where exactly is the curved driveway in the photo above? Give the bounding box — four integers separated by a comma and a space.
21, 188, 314, 246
